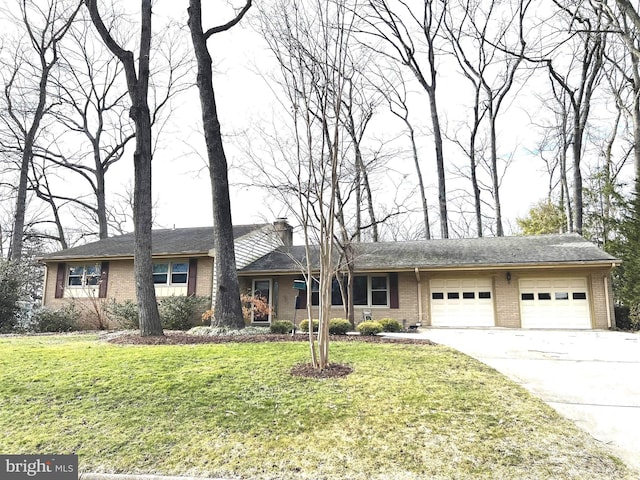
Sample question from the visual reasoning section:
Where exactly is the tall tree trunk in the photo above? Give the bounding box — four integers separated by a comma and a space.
86, 0, 163, 336
94, 149, 109, 239
488, 106, 504, 236
187, 0, 246, 328
409, 123, 431, 239
427, 89, 449, 239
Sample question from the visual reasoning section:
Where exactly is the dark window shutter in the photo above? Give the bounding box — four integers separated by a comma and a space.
389, 272, 399, 309
54, 262, 66, 299
99, 261, 110, 298
296, 291, 307, 309
187, 258, 198, 296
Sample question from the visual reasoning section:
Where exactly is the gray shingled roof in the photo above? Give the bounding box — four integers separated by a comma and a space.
239, 233, 619, 273
40, 224, 268, 261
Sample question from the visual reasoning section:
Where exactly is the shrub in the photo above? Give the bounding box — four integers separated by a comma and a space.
299, 319, 319, 333
159, 295, 210, 330
32, 304, 78, 333
329, 318, 352, 335
189, 326, 270, 336
270, 320, 294, 334
104, 299, 139, 329
357, 320, 383, 336
615, 304, 640, 331
0, 261, 21, 333
378, 318, 402, 333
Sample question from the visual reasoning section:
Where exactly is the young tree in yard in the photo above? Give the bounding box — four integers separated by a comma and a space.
0, 0, 81, 261
187, 0, 251, 329
256, 0, 358, 369
85, 0, 162, 336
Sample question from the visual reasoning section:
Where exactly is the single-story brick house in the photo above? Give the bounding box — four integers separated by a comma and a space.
40, 221, 620, 329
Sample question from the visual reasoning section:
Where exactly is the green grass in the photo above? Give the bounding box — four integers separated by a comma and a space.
0, 334, 632, 480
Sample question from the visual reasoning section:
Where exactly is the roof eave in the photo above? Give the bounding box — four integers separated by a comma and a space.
238, 259, 620, 275
39, 252, 212, 263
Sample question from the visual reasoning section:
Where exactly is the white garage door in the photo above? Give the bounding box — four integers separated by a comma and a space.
519, 278, 591, 329
430, 278, 495, 327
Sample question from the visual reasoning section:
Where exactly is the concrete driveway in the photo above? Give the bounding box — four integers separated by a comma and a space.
395, 328, 640, 474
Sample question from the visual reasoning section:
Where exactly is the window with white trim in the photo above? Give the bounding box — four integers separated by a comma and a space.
309, 275, 389, 307
153, 262, 189, 285
354, 275, 389, 307
67, 264, 101, 287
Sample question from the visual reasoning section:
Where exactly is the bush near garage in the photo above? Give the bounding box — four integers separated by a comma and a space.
377, 318, 402, 332
357, 320, 383, 336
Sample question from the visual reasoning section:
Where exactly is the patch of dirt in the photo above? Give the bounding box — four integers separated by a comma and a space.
290, 362, 354, 378
104, 331, 436, 346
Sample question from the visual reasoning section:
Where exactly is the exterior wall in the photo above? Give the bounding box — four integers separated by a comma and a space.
240, 272, 422, 329
43, 257, 214, 310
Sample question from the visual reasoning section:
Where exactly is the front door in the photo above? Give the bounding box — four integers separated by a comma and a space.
252, 279, 272, 323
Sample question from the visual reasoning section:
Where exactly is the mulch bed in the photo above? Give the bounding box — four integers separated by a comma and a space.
103, 331, 435, 378
105, 331, 435, 346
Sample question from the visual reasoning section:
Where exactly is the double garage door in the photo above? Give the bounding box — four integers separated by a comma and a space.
429, 276, 592, 329
519, 277, 591, 329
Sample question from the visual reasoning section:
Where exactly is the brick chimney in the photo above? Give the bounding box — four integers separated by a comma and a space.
273, 218, 293, 246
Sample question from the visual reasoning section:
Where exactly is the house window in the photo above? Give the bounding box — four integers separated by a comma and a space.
573, 292, 587, 300
67, 264, 101, 287
432, 292, 444, 300
353, 275, 389, 307
153, 262, 189, 285
310, 275, 389, 307
370, 276, 389, 306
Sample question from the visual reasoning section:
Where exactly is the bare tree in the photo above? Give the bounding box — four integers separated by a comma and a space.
541, 3, 605, 234
256, 0, 361, 369
361, 0, 449, 238
375, 65, 432, 239
595, 0, 640, 187
187, 0, 251, 329
444, 0, 531, 237
0, 0, 81, 261
85, 0, 163, 336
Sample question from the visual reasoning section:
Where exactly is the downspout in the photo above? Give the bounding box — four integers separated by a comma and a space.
604, 275, 611, 328
42, 264, 49, 306
415, 268, 422, 325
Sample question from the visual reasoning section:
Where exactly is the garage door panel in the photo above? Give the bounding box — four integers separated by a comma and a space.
430, 278, 494, 327
519, 277, 591, 329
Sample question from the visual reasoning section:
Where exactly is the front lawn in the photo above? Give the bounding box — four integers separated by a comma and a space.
0, 334, 632, 479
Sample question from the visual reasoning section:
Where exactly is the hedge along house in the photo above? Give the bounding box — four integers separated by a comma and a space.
237, 233, 620, 330
39, 220, 293, 319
